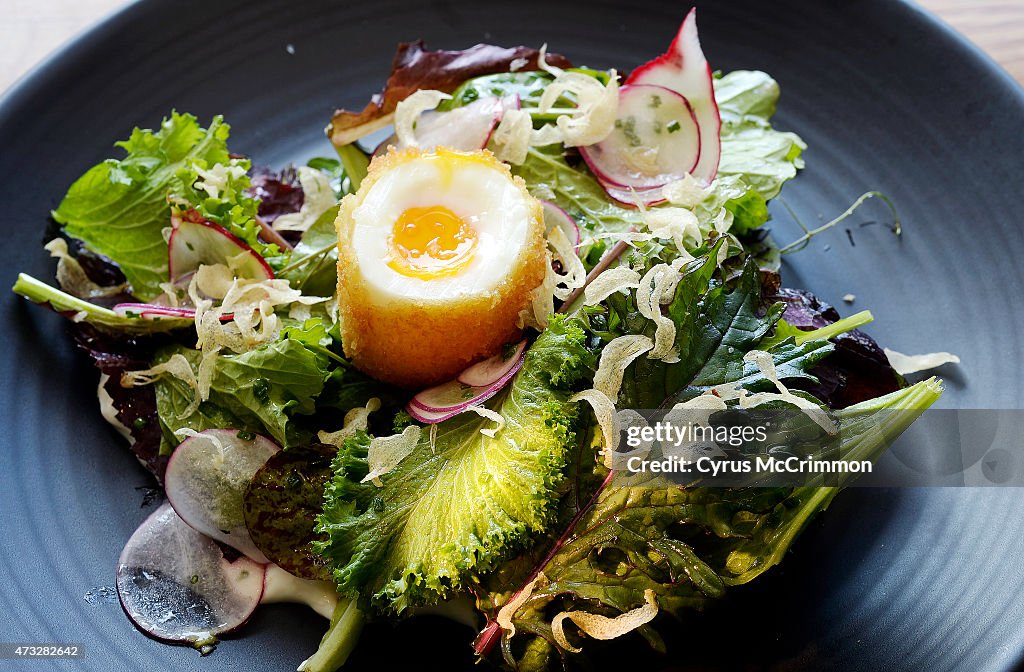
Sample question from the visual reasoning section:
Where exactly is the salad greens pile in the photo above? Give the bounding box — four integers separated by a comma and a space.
13, 26, 935, 672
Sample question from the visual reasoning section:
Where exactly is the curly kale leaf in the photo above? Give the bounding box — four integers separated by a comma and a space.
314, 316, 596, 614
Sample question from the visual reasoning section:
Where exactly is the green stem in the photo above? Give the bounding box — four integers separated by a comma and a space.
794, 310, 873, 344
298, 597, 365, 672
779, 191, 900, 255
336, 144, 370, 193
11, 273, 191, 333
276, 242, 336, 276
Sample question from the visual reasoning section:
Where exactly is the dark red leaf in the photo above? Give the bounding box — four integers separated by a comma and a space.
327, 41, 572, 147
772, 288, 901, 408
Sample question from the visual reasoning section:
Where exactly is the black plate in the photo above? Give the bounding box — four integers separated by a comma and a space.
2, 1, 1023, 670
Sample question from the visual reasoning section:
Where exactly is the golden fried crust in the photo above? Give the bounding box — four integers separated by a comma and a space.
335, 147, 547, 389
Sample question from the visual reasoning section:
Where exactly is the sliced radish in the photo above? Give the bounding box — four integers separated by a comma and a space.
457, 339, 527, 386
113, 303, 196, 318
580, 84, 700, 191
116, 502, 265, 649
540, 201, 581, 250
112, 303, 234, 322
407, 342, 527, 423
623, 7, 721, 184
501, 94, 522, 112
164, 429, 281, 564
406, 403, 465, 424
403, 96, 502, 152
598, 180, 668, 208
168, 216, 275, 284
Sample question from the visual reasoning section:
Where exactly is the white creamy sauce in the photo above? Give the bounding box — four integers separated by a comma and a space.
260, 564, 338, 619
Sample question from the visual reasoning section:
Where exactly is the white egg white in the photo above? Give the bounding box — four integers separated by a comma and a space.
350, 154, 534, 301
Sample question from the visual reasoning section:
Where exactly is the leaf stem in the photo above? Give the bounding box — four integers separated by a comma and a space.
778, 191, 900, 255
474, 469, 616, 658
276, 242, 336, 275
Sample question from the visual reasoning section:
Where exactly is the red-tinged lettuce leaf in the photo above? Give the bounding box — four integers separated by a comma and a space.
71, 325, 177, 481
773, 288, 902, 408
248, 166, 304, 225
327, 42, 572, 147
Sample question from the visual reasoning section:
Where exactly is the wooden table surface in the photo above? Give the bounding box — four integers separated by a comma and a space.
2, 1, 1023, 94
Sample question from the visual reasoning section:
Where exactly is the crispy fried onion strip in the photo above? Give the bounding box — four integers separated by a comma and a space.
883, 348, 961, 375
569, 388, 620, 469
190, 265, 328, 401
361, 425, 422, 487
552, 589, 659, 653
593, 335, 654, 401
318, 398, 382, 448
521, 257, 557, 330
465, 404, 506, 438
641, 206, 702, 256
549, 225, 586, 301
739, 350, 837, 434
635, 262, 687, 363
661, 173, 709, 207
495, 572, 548, 638
522, 226, 586, 328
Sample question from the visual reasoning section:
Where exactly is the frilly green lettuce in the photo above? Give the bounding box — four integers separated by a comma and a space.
314, 315, 596, 613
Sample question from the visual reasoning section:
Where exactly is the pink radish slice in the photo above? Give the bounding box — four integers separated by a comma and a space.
457, 339, 527, 386
164, 429, 280, 564
112, 303, 234, 322
113, 303, 196, 318
406, 96, 502, 151
501, 94, 522, 112
116, 502, 265, 648
540, 201, 581, 249
623, 7, 721, 184
598, 179, 668, 208
580, 84, 700, 190
168, 217, 275, 284
407, 344, 528, 422
406, 403, 465, 425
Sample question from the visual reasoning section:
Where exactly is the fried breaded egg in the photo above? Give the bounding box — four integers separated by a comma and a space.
335, 147, 546, 388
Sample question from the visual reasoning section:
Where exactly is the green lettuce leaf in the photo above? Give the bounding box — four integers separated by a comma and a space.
52, 112, 232, 300
169, 158, 284, 265
485, 379, 942, 668
614, 251, 832, 409
715, 70, 807, 203
513, 147, 642, 264
153, 320, 333, 448
278, 204, 341, 297
315, 315, 596, 613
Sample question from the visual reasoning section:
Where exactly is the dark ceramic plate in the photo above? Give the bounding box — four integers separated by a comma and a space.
1, 1, 1023, 670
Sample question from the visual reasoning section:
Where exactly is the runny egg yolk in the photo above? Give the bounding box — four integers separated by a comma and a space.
386, 205, 478, 279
